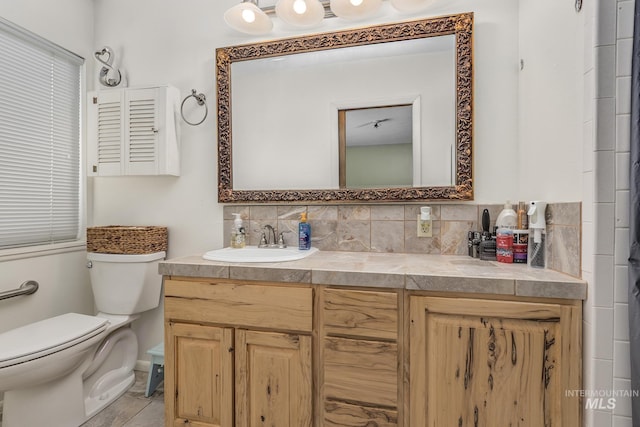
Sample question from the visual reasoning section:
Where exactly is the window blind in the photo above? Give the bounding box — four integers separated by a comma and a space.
0, 18, 83, 249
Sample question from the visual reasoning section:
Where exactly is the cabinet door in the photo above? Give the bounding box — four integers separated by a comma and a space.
124, 87, 159, 175
88, 89, 124, 176
235, 330, 312, 427
165, 322, 233, 427
409, 296, 581, 427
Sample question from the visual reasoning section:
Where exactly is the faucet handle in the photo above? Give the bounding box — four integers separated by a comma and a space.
277, 231, 292, 248
259, 232, 268, 247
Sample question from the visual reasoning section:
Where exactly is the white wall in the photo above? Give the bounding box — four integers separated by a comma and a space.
518, 0, 584, 202
0, 1, 95, 330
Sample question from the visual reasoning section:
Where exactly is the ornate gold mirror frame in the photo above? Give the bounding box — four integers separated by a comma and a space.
216, 12, 473, 203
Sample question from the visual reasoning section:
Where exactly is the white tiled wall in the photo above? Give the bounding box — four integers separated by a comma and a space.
584, 0, 634, 425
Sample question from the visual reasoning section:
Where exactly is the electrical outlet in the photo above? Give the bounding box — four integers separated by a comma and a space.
417, 214, 432, 237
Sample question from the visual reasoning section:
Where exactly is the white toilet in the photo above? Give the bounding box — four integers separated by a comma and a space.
0, 251, 165, 427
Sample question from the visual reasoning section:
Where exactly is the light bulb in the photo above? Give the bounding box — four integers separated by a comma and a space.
293, 0, 307, 14
224, 1, 273, 35
276, 0, 324, 27
242, 8, 256, 23
330, 0, 382, 20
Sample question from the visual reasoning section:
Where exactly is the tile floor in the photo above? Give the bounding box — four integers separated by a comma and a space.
80, 370, 164, 427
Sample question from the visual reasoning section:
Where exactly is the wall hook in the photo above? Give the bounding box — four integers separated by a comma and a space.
94, 46, 124, 87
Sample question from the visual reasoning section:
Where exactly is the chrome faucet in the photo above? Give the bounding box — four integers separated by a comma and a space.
259, 224, 288, 248
264, 225, 277, 246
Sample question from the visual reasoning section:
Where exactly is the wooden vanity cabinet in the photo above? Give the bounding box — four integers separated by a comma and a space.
319, 287, 402, 427
408, 295, 582, 427
163, 275, 582, 427
164, 278, 313, 427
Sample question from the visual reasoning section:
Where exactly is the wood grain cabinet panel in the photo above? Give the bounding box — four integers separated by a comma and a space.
409, 296, 582, 427
324, 336, 398, 408
323, 288, 398, 340
165, 322, 233, 427
324, 401, 398, 427
165, 279, 313, 332
235, 330, 313, 427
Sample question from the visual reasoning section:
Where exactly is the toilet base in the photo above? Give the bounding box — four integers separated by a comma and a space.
1, 324, 139, 427
84, 327, 138, 420
85, 370, 135, 420
3, 357, 89, 427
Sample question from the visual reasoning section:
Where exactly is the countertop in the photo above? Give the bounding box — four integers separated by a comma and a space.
159, 250, 587, 300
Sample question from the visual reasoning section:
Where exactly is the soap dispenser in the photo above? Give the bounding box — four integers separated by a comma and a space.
230, 213, 246, 248
298, 212, 311, 250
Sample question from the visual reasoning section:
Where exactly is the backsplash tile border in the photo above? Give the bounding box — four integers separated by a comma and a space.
223, 202, 582, 278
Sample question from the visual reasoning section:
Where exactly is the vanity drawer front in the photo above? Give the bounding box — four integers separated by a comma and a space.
323, 336, 398, 407
165, 279, 313, 332
323, 288, 397, 340
324, 400, 397, 427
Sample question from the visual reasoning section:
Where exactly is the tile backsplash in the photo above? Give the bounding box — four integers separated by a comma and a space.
223, 202, 582, 278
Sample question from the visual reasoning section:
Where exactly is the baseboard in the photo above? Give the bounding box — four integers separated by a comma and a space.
135, 359, 151, 372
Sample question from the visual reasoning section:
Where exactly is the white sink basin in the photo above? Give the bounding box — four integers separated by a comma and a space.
203, 246, 319, 263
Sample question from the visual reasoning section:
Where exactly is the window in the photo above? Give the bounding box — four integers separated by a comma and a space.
0, 18, 83, 250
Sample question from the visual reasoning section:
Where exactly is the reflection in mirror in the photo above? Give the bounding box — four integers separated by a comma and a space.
217, 13, 473, 202
339, 105, 415, 189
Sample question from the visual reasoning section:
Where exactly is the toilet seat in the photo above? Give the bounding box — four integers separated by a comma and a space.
0, 313, 109, 369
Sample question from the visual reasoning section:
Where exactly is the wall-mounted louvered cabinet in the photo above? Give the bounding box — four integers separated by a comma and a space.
87, 85, 180, 176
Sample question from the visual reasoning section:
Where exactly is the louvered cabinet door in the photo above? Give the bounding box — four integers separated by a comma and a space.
125, 87, 160, 175
89, 89, 124, 176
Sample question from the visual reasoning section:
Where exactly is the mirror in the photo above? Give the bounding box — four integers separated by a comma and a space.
339, 104, 416, 189
217, 12, 473, 203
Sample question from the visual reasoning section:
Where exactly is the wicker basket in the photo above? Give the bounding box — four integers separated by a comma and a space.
87, 226, 168, 254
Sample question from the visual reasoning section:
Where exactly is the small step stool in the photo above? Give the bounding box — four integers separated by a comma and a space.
145, 342, 164, 397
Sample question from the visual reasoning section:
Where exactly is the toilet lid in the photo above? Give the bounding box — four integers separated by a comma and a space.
0, 313, 109, 366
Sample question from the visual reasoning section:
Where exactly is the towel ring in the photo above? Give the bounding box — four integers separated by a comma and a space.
181, 89, 208, 126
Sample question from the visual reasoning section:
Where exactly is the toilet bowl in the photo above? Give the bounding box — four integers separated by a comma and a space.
0, 251, 165, 427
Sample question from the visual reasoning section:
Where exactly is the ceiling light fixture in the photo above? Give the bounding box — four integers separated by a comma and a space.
276, 0, 325, 28
224, 0, 274, 35
225, 0, 436, 35
330, 0, 382, 21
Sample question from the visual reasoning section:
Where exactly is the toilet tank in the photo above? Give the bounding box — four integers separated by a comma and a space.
87, 251, 166, 315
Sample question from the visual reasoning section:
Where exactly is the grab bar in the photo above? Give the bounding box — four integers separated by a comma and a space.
0, 280, 39, 301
